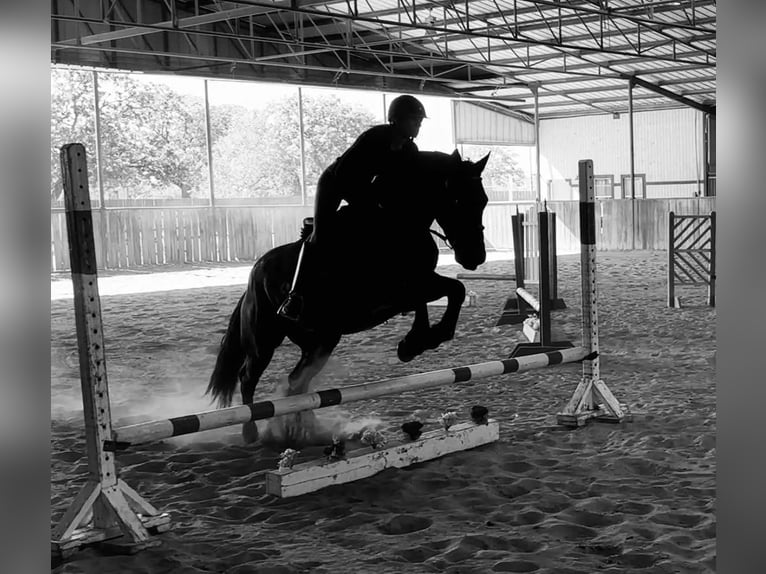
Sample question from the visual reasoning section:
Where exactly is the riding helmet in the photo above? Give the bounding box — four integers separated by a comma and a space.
387, 95, 428, 122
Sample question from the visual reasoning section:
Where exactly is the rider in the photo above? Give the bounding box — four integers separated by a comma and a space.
277, 94, 428, 323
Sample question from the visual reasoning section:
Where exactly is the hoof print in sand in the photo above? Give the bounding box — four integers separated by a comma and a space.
379, 514, 433, 535
491, 560, 540, 572
401, 421, 424, 440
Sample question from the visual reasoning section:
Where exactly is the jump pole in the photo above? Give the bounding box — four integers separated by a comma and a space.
556, 160, 629, 427
110, 346, 592, 448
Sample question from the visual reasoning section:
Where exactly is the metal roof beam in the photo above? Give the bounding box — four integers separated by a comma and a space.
516, 0, 715, 34
50, 41, 522, 98
292, 13, 714, 68
295, 10, 715, 65
501, 90, 692, 111
329, 0, 717, 35
64, 0, 334, 46
623, 74, 715, 114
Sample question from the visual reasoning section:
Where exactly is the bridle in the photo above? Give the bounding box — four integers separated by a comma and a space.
431, 173, 486, 252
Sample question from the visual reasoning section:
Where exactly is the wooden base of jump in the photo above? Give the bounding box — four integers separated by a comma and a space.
51, 479, 171, 559
265, 420, 500, 498
556, 405, 633, 428
555, 375, 632, 429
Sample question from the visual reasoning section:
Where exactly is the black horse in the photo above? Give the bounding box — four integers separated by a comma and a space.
206, 150, 489, 444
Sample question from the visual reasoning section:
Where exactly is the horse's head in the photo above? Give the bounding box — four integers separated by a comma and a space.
435, 150, 490, 271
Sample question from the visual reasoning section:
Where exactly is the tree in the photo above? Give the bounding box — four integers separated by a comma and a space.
50, 68, 96, 201
50, 68, 226, 201
95, 75, 209, 199
460, 144, 530, 200
211, 93, 378, 198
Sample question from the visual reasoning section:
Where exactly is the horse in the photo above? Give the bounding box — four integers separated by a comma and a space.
206, 149, 490, 445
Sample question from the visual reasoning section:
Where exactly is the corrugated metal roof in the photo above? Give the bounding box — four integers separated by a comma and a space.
51, 0, 716, 119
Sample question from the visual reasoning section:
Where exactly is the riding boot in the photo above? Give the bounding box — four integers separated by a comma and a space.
278, 218, 314, 322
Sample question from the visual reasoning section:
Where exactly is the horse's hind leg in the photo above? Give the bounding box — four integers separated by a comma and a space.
239, 345, 277, 444
286, 336, 341, 396
265, 336, 341, 447
238, 290, 285, 443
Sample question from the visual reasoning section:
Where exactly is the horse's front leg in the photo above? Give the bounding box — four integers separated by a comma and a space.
427, 275, 466, 346
396, 275, 466, 362
397, 303, 431, 362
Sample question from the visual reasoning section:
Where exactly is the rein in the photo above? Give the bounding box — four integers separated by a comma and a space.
429, 228, 453, 249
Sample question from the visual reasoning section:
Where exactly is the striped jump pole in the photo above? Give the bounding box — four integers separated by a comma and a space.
556, 159, 629, 428
515, 287, 540, 311
51, 144, 171, 559
110, 346, 593, 448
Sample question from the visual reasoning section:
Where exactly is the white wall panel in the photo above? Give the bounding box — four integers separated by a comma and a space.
453, 101, 535, 145
539, 108, 705, 199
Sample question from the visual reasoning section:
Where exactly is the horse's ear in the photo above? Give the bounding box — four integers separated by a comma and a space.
450, 149, 462, 161
474, 152, 490, 173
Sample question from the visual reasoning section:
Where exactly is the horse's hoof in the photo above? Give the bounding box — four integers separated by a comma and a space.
426, 324, 455, 349
397, 338, 422, 362
242, 421, 259, 444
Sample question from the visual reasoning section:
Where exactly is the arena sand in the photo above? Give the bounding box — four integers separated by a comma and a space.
51, 251, 715, 574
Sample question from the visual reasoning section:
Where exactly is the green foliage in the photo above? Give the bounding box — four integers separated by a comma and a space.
89, 74, 210, 199
463, 145, 532, 201
50, 68, 96, 200
51, 68, 380, 202
50, 69, 224, 201
212, 93, 378, 198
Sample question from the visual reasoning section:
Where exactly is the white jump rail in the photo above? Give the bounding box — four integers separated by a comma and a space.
110, 346, 592, 447
515, 286, 540, 312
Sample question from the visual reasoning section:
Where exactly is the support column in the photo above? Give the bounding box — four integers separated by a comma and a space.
629, 78, 636, 249
203, 80, 219, 261
92, 71, 108, 268
298, 87, 308, 205
533, 83, 542, 204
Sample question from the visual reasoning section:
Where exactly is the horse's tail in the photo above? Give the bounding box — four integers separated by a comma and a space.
206, 294, 246, 408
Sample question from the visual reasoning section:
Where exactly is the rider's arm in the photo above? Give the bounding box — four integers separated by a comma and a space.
310, 166, 343, 245
332, 126, 388, 199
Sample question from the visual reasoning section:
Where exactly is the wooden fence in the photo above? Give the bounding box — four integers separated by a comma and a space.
482, 197, 716, 254
51, 206, 312, 272
50, 198, 716, 272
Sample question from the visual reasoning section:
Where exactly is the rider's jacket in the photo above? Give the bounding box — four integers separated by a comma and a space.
323, 124, 419, 211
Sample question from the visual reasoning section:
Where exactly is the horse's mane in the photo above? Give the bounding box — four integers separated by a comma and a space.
417, 150, 458, 169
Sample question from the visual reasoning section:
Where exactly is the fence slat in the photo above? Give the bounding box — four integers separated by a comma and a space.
50, 200, 715, 271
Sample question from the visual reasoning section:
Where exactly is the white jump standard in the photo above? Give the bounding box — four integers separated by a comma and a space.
51, 146, 628, 557
556, 160, 629, 427
51, 145, 170, 559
